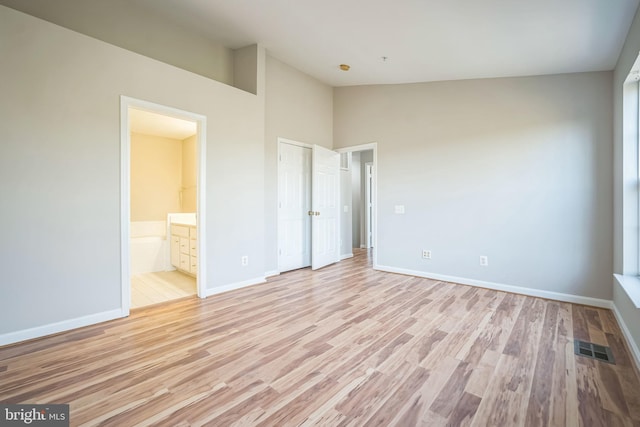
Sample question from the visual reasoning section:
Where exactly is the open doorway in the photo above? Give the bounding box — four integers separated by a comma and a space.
120, 97, 207, 314
350, 151, 374, 250
337, 143, 377, 267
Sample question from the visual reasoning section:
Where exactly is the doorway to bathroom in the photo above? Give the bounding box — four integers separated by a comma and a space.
120, 97, 207, 314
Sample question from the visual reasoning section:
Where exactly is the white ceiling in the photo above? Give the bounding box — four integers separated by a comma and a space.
139, 0, 640, 87
129, 109, 197, 140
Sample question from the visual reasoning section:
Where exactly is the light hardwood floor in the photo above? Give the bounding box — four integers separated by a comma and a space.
1, 250, 639, 426
131, 271, 196, 309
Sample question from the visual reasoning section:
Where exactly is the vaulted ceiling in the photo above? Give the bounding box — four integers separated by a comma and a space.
3, 0, 639, 87
141, 0, 639, 86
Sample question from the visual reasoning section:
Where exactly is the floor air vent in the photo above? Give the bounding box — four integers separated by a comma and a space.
573, 340, 615, 364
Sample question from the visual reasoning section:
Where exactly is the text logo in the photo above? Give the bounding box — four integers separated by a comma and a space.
0, 404, 69, 426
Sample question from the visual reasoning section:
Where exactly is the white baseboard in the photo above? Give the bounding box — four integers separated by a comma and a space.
611, 303, 640, 372
0, 308, 125, 347
1, 275, 266, 347
205, 276, 266, 297
341, 253, 354, 260
374, 265, 613, 309
264, 270, 280, 278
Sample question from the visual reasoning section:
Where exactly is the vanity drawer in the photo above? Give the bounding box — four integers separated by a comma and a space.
179, 237, 190, 255
190, 256, 198, 274
190, 227, 197, 239
190, 239, 197, 256
180, 253, 190, 271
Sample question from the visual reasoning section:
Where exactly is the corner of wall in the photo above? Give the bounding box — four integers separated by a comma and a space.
232, 44, 262, 95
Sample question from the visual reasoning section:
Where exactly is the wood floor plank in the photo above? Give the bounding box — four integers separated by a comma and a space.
362, 365, 430, 426
550, 303, 575, 427
525, 301, 559, 426
576, 359, 609, 427
403, 355, 462, 422
430, 360, 474, 418
447, 391, 483, 427
597, 361, 631, 419
464, 349, 501, 398
469, 354, 523, 426
1, 249, 639, 426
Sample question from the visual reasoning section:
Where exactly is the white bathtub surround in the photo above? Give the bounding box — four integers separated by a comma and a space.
130, 221, 172, 274
130, 214, 197, 275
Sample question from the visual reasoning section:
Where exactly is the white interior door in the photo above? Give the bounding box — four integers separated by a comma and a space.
312, 144, 340, 270
278, 143, 312, 272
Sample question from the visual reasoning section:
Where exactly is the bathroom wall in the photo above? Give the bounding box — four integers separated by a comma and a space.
182, 134, 197, 213
131, 131, 197, 221
130, 132, 183, 221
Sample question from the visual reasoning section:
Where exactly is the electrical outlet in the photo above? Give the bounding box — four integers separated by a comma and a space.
480, 256, 488, 266
422, 250, 431, 259
241, 256, 249, 266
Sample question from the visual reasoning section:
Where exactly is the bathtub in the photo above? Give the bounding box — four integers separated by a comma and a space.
130, 221, 171, 275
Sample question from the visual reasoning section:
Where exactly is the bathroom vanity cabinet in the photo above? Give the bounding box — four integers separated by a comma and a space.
170, 223, 197, 276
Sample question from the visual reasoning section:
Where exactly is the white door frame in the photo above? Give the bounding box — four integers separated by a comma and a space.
120, 96, 207, 315
365, 162, 373, 249
336, 143, 378, 269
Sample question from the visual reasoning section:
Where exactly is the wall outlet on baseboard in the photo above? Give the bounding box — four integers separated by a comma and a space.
241, 256, 249, 266
422, 250, 431, 259
480, 256, 488, 266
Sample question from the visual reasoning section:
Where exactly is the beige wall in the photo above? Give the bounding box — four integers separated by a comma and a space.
335, 72, 613, 300
264, 55, 333, 273
130, 132, 183, 221
0, 0, 234, 84
2, 0, 628, 355
0, 5, 265, 337
182, 134, 197, 213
